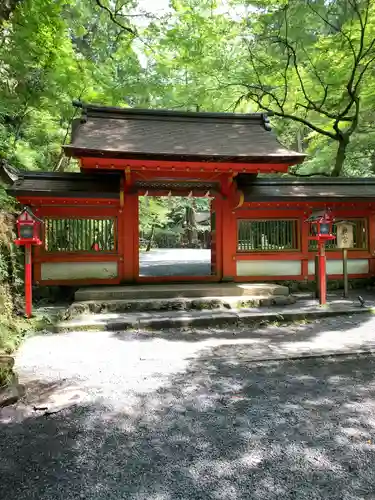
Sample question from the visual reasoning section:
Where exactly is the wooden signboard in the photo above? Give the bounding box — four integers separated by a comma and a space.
336, 221, 354, 298
336, 223, 354, 249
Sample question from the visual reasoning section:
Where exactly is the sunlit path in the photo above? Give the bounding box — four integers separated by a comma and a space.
139, 248, 211, 277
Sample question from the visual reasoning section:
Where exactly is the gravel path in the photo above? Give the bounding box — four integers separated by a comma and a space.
139, 248, 211, 276
2, 315, 375, 499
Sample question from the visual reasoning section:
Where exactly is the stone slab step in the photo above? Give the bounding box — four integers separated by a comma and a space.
54, 304, 375, 332
75, 283, 290, 302
65, 294, 296, 318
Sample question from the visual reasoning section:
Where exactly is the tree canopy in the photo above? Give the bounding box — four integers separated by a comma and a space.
0, 0, 375, 176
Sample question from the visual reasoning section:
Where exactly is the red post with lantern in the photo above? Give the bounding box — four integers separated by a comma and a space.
14, 207, 43, 318
306, 210, 335, 305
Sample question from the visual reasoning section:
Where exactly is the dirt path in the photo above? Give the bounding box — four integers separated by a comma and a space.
2, 317, 375, 499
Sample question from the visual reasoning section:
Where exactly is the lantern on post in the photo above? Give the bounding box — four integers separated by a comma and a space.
14, 207, 43, 318
306, 210, 335, 305
336, 220, 355, 298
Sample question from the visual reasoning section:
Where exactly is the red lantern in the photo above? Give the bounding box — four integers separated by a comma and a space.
305, 209, 335, 306
306, 210, 335, 242
14, 207, 43, 318
14, 207, 42, 246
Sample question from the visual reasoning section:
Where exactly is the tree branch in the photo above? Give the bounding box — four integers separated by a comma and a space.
306, 0, 357, 60
95, 0, 137, 37
94, 0, 158, 55
245, 41, 286, 113
343, 0, 371, 108
231, 0, 375, 177
280, 6, 290, 108
300, 45, 330, 106
235, 88, 337, 140
307, 0, 372, 126
271, 35, 354, 122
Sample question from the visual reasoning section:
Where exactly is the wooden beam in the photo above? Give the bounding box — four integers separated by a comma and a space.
81, 157, 291, 173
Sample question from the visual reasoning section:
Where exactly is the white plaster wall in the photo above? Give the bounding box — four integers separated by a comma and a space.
236, 260, 301, 277
308, 259, 369, 275
41, 261, 118, 281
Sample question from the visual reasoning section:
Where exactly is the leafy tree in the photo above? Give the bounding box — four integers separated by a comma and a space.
138, 196, 211, 250
146, 0, 375, 176
0, 0, 148, 172
2, 0, 375, 179
230, 0, 375, 176
139, 196, 170, 250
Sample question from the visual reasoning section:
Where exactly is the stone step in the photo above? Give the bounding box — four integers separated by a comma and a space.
54, 304, 374, 333
75, 283, 290, 302
65, 294, 297, 319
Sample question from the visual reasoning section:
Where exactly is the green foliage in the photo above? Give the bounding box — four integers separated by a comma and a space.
0, 313, 30, 354
0, 365, 13, 388
139, 197, 170, 231
1, 0, 375, 176
0, 303, 50, 356
139, 196, 210, 231
0, 185, 33, 355
144, 0, 375, 176
139, 196, 211, 249
0, 0, 147, 172
1, 0, 375, 354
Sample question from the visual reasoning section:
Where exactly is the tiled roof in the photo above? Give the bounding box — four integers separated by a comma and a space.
237, 175, 375, 200
6, 169, 375, 201
7, 171, 121, 199
63, 102, 305, 165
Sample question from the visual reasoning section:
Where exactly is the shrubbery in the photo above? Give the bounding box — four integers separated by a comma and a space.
0, 190, 27, 357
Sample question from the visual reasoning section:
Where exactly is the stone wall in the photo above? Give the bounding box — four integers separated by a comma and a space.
275, 278, 375, 293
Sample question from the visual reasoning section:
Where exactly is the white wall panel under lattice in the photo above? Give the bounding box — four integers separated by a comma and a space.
41, 262, 118, 281
308, 259, 369, 275
236, 260, 301, 277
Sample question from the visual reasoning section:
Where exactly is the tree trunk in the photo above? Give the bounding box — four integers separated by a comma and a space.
331, 137, 349, 177
296, 129, 303, 152
146, 224, 155, 252
54, 152, 68, 172
0, 0, 21, 24
370, 149, 375, 175
186, 205, 197, 246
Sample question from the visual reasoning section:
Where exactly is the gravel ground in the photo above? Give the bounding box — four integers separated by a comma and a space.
2, 315, 375, 499
139, 248, 211, 276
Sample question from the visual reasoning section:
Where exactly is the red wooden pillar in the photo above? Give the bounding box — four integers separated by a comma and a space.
210, 197, 217, 276
25, 244, 33, 317
301, 211, 310, 280
368, 210, 375, 275
120, 193, 138, 282
221, 196, 237, 281
318, 241, 327, 305
32, 206, 42, 285
117, 175, 125, 282
211, 195, 223, 280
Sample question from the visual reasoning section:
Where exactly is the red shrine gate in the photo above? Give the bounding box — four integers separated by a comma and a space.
4, 103, 375, 286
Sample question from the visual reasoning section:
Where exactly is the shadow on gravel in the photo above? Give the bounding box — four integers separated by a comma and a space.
111, 311, 375, 344
2, 353, 375, 499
